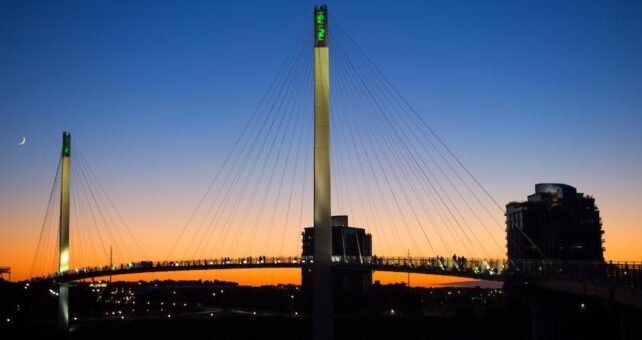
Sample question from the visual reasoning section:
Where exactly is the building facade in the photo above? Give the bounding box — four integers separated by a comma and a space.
301, 215, 373, 312
506, 183, 604, 261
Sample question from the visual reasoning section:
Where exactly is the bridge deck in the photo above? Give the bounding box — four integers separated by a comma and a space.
26, 257, 642, 310
31, 256, 506, 283
30, 257, 642, 293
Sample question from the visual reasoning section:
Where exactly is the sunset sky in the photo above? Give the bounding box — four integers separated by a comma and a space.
1, 0, 641, 283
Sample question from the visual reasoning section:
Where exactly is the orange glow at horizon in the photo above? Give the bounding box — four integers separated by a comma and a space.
0, 203, 642, 285
2, 201, 642, 282
15, 268, 477, 288
2, 135, 642, 283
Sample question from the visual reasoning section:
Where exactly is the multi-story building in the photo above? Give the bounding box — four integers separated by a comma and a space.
506, 183, 604, 261
301, 215, 372, 312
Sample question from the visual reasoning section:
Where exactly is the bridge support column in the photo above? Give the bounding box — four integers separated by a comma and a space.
313, 5, 332, 340
618, 308, 642, 340
58, 285, 69, 333
58, 132, 71, 334
531, 300, 561, 340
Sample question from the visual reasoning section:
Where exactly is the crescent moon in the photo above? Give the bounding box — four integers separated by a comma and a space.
18, 136, 26, 146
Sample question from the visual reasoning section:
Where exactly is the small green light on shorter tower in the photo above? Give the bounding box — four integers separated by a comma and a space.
62, 132, 71, 157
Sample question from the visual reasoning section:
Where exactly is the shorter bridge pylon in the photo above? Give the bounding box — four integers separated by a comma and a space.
58, 132, 71, 334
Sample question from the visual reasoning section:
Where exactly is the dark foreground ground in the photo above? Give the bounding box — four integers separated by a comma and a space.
3, 314, 533, 340
1, 280, 635, 339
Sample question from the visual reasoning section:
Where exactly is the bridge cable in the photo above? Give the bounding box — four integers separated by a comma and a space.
188, 31, 312, 260
332, 18, 545, 260
331, 50, 400, 255
71, 158, 111, 263
335, 36, 487, 259
333, 63, 406, 254
177, 31, 305, 260
74, 157, 130, 261
254, 50, 313, 255
70, 164, 90, 268
221, 31, 309, 259
335, 44, 441, 258
29, 157, 61, 277
277, 75, 313, 257
334, 28, 494, 262
164, 26, 311, 261
74, 146, 148, 260
334, 27, 501, 260
333, 50, 425, 257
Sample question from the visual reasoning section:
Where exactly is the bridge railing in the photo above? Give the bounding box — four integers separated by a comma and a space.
32, 256, 305, 281
509, 259, 642, 290
0, 266, 10, 281
328, 256, 508, 276
32, 255, 509, 282
27, 256, 642, 291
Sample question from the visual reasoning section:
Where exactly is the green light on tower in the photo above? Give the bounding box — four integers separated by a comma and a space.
314, 6, 328, 47
316, 12, 326, 41
62, 132, 71, 157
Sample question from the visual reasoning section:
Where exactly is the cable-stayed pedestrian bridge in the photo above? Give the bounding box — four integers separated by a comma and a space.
28, 254, 642, 310
30, 256, 508, 284
22, 6, 642, 335
30, 256, 642, 297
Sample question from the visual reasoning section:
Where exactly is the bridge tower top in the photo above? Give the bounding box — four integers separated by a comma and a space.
314, 5, 328, 47
62, 131, 71, 157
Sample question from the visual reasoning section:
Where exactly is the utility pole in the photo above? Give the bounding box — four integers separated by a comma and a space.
58, 132, 71, 334
313, 5, 332, 340
110, 246, 113, 284
407, 249, 411, 288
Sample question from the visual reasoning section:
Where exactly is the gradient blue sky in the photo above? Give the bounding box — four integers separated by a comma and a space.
1, 0, 642, 279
